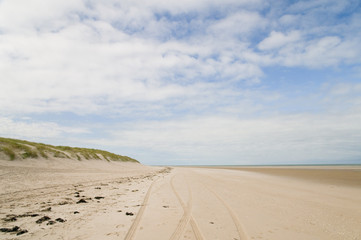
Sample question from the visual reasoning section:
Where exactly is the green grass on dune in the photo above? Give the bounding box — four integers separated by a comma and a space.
0, 137, 139, 163
1, 146, 16, 160
0, 138, 38, 159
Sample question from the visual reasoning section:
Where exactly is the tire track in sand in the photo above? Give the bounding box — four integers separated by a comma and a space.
189, 216, 204, 240
199, 178, 249, 240
124, 180, 157, 240
170, 175, 204, 240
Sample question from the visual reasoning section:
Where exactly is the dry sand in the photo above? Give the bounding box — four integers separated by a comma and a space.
1, 160, 360, 240
0, 159, 168, 240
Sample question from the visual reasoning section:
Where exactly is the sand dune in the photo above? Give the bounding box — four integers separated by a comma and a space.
1, 161, 360, 239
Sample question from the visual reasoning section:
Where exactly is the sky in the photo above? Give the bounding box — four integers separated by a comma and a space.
0, 0, 361, 165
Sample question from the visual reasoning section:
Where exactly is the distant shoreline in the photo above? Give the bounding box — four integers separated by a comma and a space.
166, 164, 361, 167
171, 164, 361, 187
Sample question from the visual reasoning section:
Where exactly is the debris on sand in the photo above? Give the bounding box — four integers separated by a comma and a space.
0, 226, 19, 232
56, 218, 66, 223
2, 213, 40, 222
17, 229, 28, 235
25, 213, 39, 217
76, 199, 87, 204
3, 215, 17, 222
47, 220, 56, 225
0, 226, 28, 235
41, 207, 52, 212
35, 216, 51, 224
58, 201, 69, 205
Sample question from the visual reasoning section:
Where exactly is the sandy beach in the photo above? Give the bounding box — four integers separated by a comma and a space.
1, 161, 360, 240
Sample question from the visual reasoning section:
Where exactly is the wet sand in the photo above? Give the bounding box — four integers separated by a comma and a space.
210, 165, 361, 187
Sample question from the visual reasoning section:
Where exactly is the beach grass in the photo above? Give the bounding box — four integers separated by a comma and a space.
0, 137, 139, 163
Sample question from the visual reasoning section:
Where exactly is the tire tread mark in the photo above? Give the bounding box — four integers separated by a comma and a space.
124, 180, 157, 240
190, 218, 204, 240
201, 181, 249, 240
170, 175, 192, 240
170, 174, 204, 240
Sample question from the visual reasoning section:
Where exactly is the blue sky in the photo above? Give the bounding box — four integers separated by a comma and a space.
0, 0, 361, 165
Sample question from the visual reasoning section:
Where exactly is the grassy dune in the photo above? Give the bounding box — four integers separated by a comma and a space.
0, 137, 139, 163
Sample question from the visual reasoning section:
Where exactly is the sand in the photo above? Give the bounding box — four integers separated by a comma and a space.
1, 160, 360, 240
0, 159, 168, 240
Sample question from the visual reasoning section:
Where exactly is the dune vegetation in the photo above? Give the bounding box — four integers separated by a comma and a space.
0, 137, 139, 163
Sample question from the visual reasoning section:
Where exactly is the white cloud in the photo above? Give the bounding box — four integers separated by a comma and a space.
258, 31, 301, 50
0, 117, 89, 140
288, 0, 354, 15
0, 12, 265, 115
122, 0, 266, 15
320, 82, 361, 114
279, 14, 301, 26
208, 11, 267, 39
0, 0, 85, 33
255, 34, 361, 68
280, 36, 361, 68
93, 111, 361, 165
1, 0, 359, 117
252, 0, 361, 68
